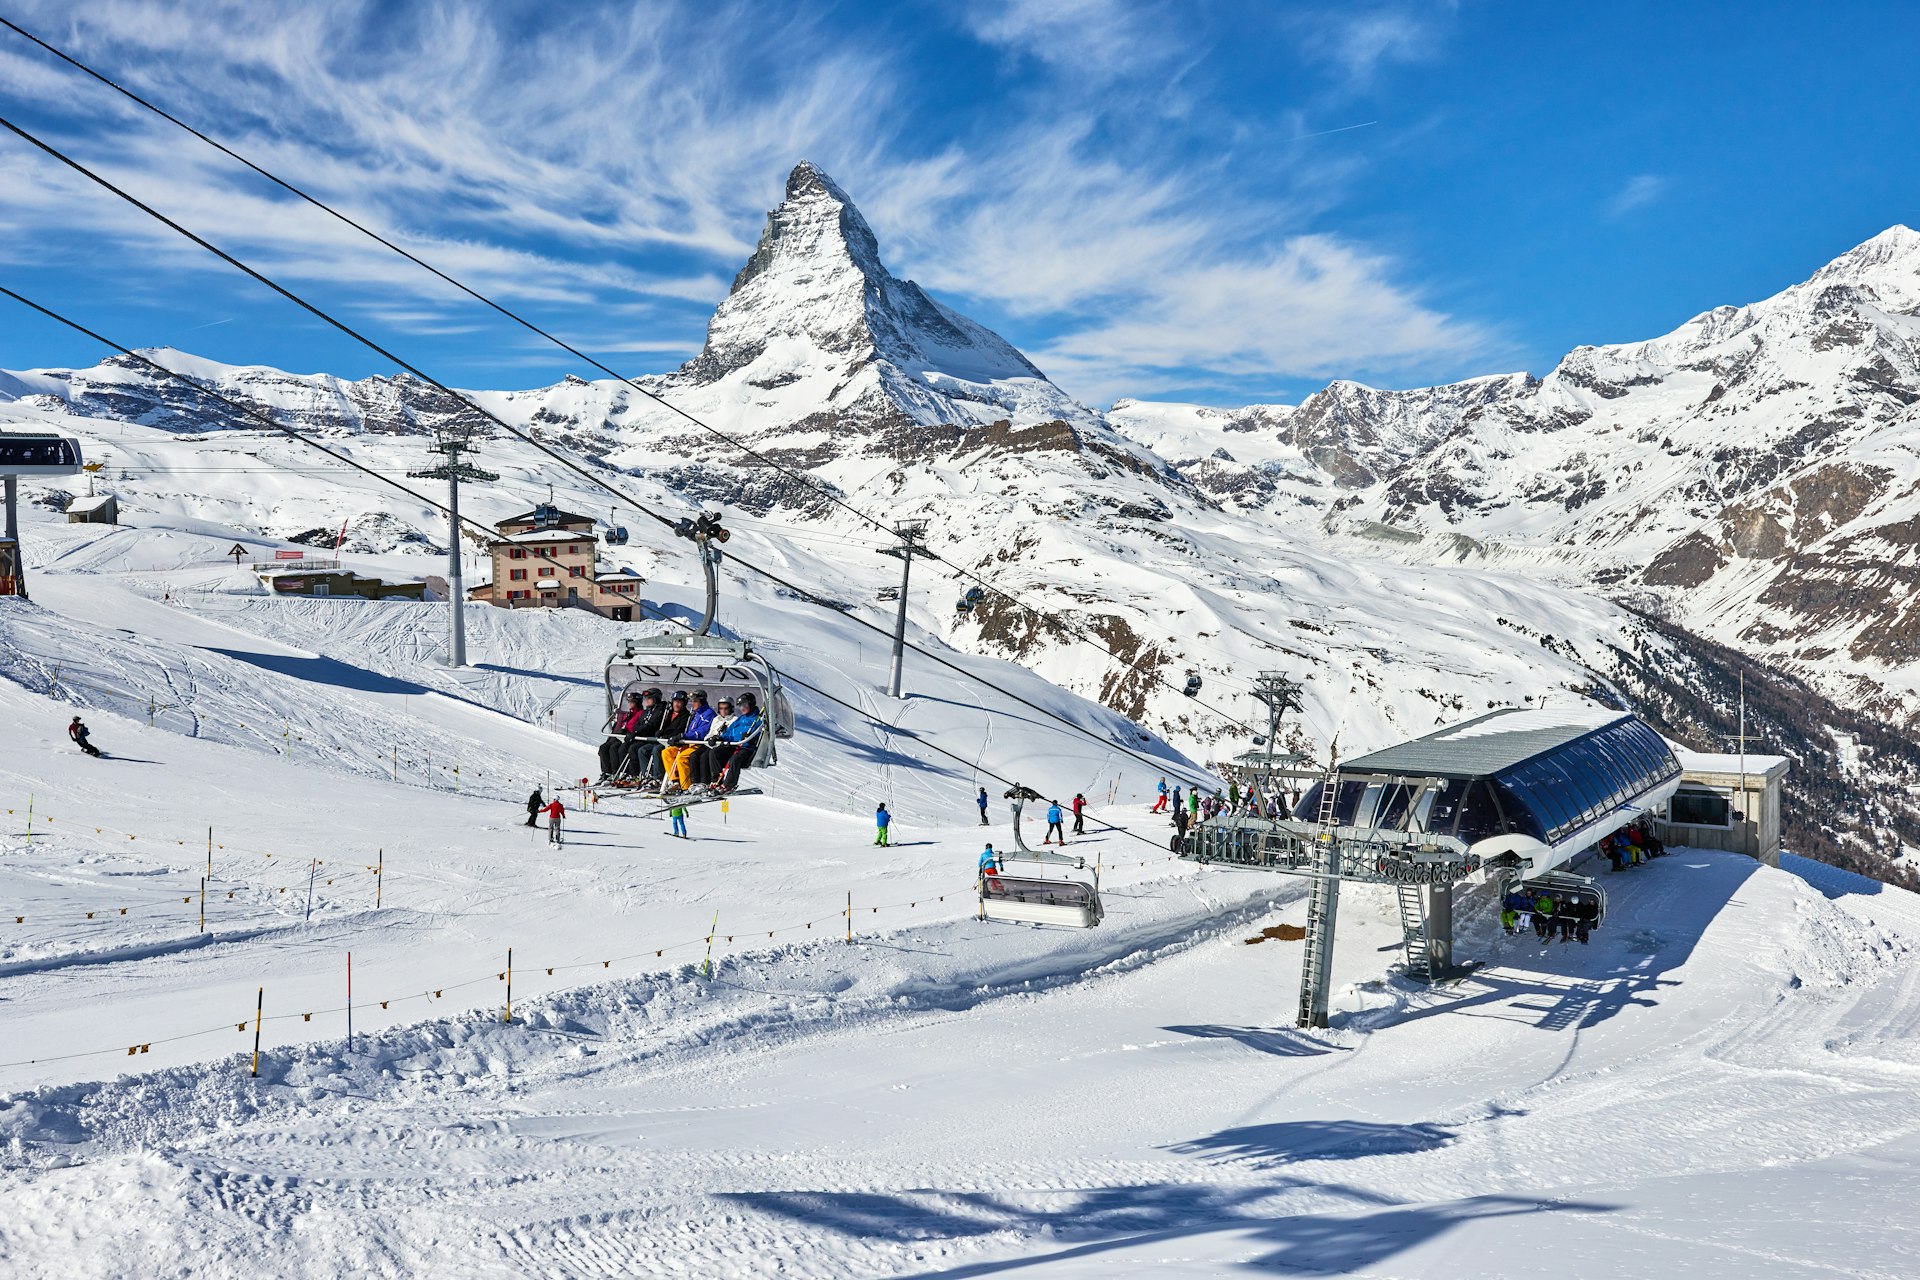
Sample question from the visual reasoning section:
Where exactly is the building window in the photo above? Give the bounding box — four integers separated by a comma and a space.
509, 548, 527, 560
510, 568, 527, 581
1670, 787, 1732, 828
569, 565, 586, 578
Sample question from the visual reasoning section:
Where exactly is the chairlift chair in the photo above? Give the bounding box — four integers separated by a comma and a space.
595, 507, 795, 800
1509, 868, 1607, 928
979, 873, 1104, 928
0, 431, 85, 475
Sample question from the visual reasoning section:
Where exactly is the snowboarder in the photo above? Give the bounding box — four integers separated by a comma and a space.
67, 715, 102, 758
977, 787, 990, 825
874, 803, 892, 847
668, 803, 689, 839
1150, 778, 1169, 813
1043, 800, 1066, 845
978, 842, 1000, 884
1071, 793, 1086, 836
525, 786, 543, 828
543, 796, 566, 846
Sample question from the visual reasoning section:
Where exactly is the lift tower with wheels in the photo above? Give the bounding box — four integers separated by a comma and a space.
407, 424, 496, 669
877, 520, 928, 699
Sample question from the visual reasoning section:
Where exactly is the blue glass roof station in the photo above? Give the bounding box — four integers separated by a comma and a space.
1298, 710, 1680, 849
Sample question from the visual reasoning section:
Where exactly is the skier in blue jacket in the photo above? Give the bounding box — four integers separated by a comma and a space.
874, 803, 892, 847
1043, 800, 1067, 845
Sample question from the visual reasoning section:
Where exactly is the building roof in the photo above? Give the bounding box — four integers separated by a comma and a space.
491, 529, 592, 545
1675, 749, 1791, 779
1342, 706, 1627, 779
66, 494, 115, 513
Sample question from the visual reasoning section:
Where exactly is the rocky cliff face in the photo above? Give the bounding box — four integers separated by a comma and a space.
1114, 226, 1920, 728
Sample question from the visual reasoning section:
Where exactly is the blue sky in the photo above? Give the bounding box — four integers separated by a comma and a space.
1, 0, 1918, 407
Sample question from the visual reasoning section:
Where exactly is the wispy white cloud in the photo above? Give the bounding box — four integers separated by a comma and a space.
1287, 4, 1450, 86
0, 0, 1484, 403
1607, 174, 1669, 218
963, 0, 1171, 79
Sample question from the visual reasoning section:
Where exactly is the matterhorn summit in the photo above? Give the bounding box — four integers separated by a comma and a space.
665, 161, 1100, 441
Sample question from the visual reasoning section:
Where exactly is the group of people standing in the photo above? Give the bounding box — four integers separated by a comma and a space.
596, 686, 764, 796
1155, 777, 1285, 840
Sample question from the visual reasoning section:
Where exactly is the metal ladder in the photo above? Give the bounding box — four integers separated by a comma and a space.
1395, 883, 1431, 983
1296, 769, 1344, 1029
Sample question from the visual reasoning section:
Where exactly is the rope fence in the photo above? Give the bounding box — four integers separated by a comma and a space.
1, 841, 1192, 1071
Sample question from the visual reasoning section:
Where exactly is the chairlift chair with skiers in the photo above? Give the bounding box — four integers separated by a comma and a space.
594, 508, 794, 807
1508, 868, 1608, 929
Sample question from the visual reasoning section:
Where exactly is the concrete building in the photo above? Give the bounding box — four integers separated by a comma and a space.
66, 494, 118, 524
1655, 749, 1789, 867
472, 503, 645, 621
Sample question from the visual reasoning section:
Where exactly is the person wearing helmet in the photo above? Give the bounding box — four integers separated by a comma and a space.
68, 715, 102, 758
707, 692, 764, 794
659, 690, 714, 794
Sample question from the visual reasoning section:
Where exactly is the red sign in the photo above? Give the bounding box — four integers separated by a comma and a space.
275, 549, 304, 561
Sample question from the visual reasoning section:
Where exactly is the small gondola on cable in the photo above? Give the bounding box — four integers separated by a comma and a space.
976, 784, 1105, 928
592, 509, 794, 813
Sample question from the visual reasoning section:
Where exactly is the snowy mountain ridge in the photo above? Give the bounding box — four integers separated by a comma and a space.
1112, 224, 1920, 726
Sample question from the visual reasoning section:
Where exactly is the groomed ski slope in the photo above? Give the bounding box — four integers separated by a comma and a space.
0, 510, 1918, 1277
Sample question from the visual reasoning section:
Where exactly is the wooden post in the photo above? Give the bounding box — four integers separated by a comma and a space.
206, 826, 213, 879
199, 877, 206, 933
503, 948, 512, 1023
250, 986, 263, 1077
703, 912, 719, 979
846, 891, 852, 944
391, 745, 397, 782
376, 849, 383, 908
347, 951, 353, 1044
304, 858, 318, 923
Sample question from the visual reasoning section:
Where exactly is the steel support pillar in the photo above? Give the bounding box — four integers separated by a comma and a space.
446, 470, 466, 668
1297, 869, 1340, 1029
1424, 880, 1454, 976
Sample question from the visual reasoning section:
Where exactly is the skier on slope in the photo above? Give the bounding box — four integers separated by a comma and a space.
68, 716, 102, 758
543, 796, 566, 846
1043, 799, 1066, 845
977, 787, 990, 826
1150, 778, 1169, 813
1071, 793, 1086, 836
525, 786, 544, 828
874, 803, 892, 847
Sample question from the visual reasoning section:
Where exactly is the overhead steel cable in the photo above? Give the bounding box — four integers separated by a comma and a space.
0, 13, 1257, 733
0, 285, 593, 589
0, 119, 1217, 790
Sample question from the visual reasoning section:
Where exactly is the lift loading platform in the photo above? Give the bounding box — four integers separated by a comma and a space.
1182, 705, 1683, 1028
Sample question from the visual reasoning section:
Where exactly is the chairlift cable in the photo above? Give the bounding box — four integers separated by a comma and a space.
0, 14, 1258, 733
0, 123, 1215, 788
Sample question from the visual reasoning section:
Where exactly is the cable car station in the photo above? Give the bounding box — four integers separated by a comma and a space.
1181, 685, 1685, 1029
